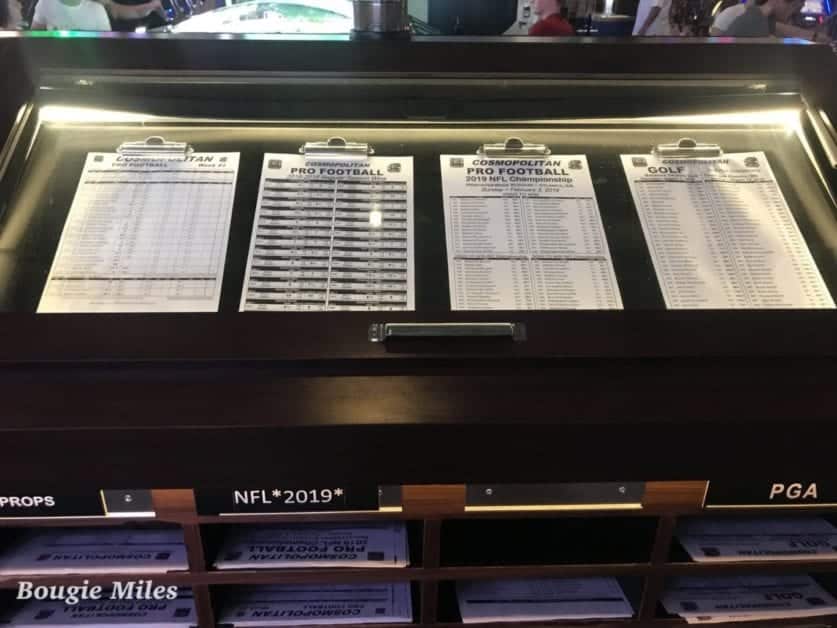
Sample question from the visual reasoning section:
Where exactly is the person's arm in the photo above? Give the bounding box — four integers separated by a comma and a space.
635, 5, 662, 35
95, 0, 160, 20
774, 21, 832, 41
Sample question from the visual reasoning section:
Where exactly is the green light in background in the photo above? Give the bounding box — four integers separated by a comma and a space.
24, 30, 98, 38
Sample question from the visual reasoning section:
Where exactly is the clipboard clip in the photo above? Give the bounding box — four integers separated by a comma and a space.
116, 136, 193, 160
653, 138, 723, 158
478, 137, 551, 159
301, 137, 375, 159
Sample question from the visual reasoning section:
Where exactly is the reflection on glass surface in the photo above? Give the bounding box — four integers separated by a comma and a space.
170, 0, 352, 33
369, 208, 383, 228
38, 105, 154, 123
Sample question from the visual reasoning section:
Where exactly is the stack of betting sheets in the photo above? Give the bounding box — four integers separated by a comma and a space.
662, 575, 837, 624
0, 589, 196, 628
676, 518, 837, 562
217, 583, 413, 626
456, 577, 634, 624
213, 522, 409, 569
0, 528, 188, 575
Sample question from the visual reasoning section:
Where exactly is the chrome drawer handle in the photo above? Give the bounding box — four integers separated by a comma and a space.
368, 322, 526, 343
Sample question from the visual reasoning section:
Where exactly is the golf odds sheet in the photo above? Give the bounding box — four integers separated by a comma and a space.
662, 575, 837, 624
621, 152, 834, 309
240, 154, 415, 311
440, 154, 622, 310
676, 517, 837, 562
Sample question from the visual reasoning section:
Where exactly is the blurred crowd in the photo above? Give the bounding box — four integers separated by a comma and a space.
1, 0, 162, 29
530, 0, 835, 41
0, 0, 834, 43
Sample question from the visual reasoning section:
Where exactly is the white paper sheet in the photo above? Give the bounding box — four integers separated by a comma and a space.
621, 152, 834, 309
217, 583, 413, 626
456, 577, 634, 624
0, 590, 196, 627
0, 528, 188, 575
214, 522, 409, 569
662, 575, 837, 622
38, 152, 239, 313
677, 518, 837, 562
240, 154, 414, 311
440, 154, 622, 310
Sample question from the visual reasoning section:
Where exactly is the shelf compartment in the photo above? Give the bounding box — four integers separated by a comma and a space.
0, 524, 189, 582
211, 581, 421, 627
441, 517, 657, 567
656, 571, 837, 624
669, 515, 837, 565
204, 521, 423, 572
437, 577, 643, 625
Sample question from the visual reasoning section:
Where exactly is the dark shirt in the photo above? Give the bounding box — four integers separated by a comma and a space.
529, 12, 575, 36
109, 0, 164, 32
723, 4, 775, 36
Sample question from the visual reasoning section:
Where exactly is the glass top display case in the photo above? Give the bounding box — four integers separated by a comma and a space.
0, 36, 835, 488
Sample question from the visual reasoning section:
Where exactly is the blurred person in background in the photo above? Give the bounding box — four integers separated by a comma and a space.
710, 0, 831, 41
529, 0, 576, 35
1, 0, 23, 26
100, 0, 163, 27
30, 0, 160, 29
633, 0, 690, 35
565, 0, 596, 31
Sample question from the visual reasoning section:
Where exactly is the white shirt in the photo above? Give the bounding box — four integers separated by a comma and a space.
32, 0, 110, 30
633, 0, 679, 35
711, 3, 748, 33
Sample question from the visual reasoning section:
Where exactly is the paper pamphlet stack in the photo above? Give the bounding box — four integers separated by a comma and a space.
662, 575, 837, 624
0, 528, 188, 575
677, 518, 837, 562
0, 588, 196, 627
456, 577, 634, 624
217, 583, 413, 626
214, 522, 409, 569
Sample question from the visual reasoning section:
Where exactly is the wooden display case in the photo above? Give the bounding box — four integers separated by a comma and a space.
0, 35, 835, 627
